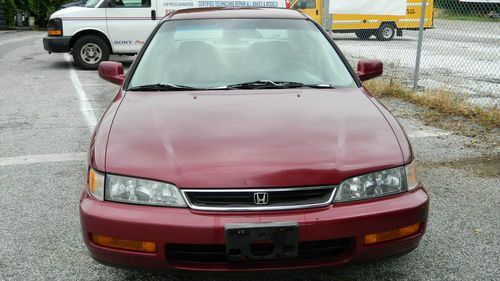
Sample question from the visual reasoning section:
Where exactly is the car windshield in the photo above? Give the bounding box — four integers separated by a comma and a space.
129, 19, 356, 90
84, 0, 100, 8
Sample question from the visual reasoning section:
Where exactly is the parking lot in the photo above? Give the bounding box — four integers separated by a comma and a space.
0, 31, 499, 280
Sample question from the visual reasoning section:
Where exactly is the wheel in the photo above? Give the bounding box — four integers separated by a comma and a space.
355, 30, 373, 40
376, 23, 395, 41
72, 35, 110, 70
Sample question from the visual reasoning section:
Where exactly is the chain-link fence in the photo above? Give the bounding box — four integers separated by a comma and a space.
324, 0, 499, 108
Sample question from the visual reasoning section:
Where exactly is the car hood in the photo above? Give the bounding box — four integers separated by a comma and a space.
105, 88, 404, 188
50, 7, 90, 19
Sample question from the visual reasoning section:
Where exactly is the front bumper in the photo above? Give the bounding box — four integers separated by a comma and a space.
80, 187, 429, 272
43, 36, 71, 53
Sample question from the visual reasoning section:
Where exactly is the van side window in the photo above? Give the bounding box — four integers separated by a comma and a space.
291, 0, 316, 9
109, 0, 151, 8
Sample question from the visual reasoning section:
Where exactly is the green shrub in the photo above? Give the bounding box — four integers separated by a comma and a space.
3, 0, 68, 27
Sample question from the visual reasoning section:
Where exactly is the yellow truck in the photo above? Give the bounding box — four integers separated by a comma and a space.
291, 0, 434, 40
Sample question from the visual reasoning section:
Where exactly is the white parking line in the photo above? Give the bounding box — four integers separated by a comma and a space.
64, 54, 97, 132
0, 152, 86, 167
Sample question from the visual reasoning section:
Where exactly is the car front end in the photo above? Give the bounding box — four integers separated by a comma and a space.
81, 170, 427, 271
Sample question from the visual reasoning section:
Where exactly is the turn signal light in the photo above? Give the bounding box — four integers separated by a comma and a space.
87, 168, 104, 201
88, 169, 96, 193
364, 223, 421, 245
91, 234, 157, 253
48, 30, 62, 36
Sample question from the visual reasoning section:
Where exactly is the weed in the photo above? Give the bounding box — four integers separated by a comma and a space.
364, 79, 500, 129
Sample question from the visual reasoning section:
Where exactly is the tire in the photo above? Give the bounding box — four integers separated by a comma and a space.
72, 35, 110, 70
376, 23, 395, 41
0, 10, 5, 16
0, 20, 6, 26
355, 30, 373, 40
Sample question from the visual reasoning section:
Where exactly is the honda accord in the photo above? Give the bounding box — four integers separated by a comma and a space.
80, 7, 429, 272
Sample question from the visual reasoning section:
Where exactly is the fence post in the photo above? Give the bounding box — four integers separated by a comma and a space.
322, 0, 332, 35
413, 0, 427, 90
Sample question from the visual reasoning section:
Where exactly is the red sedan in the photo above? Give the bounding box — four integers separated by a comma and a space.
80, 8, 428, 272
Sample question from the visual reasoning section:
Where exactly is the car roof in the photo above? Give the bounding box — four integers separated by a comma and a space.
164, 7, 308, 21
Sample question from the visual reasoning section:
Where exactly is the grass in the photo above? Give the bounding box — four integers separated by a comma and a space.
436, 14, 499, 22
433, 8, 499, 22
364, 79, 500, 130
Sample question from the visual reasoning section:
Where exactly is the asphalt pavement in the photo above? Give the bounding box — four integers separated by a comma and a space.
0, 31, 499, 281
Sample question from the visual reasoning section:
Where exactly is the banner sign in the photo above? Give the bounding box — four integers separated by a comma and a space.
329, 0, 408, 16
161, 0, 287, 12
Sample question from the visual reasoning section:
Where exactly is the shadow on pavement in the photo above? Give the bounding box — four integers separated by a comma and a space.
108, 254, 410, 281
48, 60, 71, 70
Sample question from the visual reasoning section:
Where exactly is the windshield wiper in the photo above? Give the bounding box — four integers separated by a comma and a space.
216, 80, 336, 90
217, 80, 305, 90
127, 83, 199, 91
127, 82, 336, 91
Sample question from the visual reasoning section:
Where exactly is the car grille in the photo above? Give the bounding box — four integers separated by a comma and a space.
166, 238, 354, 265
181, 186, 337, 211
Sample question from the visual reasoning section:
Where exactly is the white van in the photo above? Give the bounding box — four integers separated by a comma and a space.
43, 0, 288, 69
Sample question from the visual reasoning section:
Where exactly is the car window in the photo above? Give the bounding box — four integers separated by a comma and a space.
108, 0, 151, 8
129, 19, 355, 89
291, 0, 316, 9
85, 0, 101, 7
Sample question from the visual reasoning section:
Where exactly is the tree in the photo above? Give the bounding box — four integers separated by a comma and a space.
3, 0, 68, 27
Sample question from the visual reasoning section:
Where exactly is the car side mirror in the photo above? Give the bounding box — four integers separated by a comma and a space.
356, 60, 383, 81
98, 61, 125, 85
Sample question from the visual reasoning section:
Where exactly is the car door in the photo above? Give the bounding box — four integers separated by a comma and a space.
105, 0, 157, 53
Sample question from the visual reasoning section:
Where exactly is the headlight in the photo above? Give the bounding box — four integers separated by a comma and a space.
104, 174, 186, 207
47, 18, 63, 36
334, 162, 418, 202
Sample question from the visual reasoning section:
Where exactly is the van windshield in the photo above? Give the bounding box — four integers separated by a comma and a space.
85, 0, 100, 7
129, 19, 355, 90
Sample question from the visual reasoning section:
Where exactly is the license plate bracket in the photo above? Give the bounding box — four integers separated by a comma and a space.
225, 222, 299, 262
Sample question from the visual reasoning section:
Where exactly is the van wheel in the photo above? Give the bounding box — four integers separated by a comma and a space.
376, 23, 395, 41
72, 35, 110, 70
355, 31, 373, 40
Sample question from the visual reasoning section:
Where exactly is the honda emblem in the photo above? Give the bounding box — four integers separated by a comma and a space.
253, 192, 269, 205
